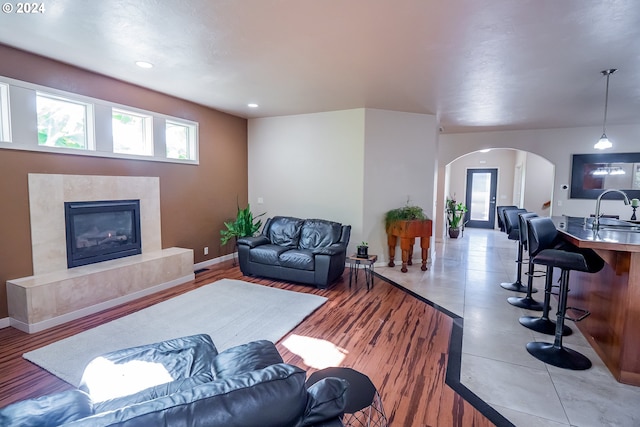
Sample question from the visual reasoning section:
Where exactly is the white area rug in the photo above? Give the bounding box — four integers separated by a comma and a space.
23, 279, 327, 386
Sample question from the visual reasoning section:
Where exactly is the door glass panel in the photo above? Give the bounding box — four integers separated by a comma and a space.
470, 172, 491, 221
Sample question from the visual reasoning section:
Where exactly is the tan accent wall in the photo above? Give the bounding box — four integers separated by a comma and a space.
0, 44, 248, 318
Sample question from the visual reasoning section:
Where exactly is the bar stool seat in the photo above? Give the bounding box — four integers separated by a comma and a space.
524, 218, 605, 370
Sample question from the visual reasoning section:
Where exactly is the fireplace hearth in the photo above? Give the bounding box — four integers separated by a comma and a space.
65, 200, 142, 268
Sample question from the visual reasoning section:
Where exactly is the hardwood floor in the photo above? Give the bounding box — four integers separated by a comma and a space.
0, 262, 498, 426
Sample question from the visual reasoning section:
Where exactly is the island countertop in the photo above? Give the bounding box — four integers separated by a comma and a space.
552, 216, 640, 252
550, 215, 640, 386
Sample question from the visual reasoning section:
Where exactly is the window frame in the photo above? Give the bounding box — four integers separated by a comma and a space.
165, 119, 198, 161
0, 82, 11, 143
112, 107, 154, 157
0, 75, 199, 165
36, 91, 94, 151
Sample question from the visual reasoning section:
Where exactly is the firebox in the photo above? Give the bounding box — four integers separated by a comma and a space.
64, 200, 142, 268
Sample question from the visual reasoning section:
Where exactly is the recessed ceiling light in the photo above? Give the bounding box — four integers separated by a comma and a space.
248, 103, 259, 108
135, 61, 153, 69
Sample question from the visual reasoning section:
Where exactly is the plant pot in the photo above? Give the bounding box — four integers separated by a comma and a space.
448, 227, 461, 239
357, 245, 369, 258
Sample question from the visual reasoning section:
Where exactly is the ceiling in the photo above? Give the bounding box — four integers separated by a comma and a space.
1, 0, 639, 133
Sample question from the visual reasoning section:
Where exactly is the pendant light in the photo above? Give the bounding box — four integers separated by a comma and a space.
594, 68, 617, 150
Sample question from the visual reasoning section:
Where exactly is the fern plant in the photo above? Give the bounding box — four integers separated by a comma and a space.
384, 203, 427, 230
220, 204, 265, 245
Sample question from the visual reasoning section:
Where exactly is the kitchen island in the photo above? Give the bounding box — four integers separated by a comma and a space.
552, 216, 640, 386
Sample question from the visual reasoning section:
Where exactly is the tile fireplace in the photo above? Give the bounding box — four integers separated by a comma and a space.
6, 174, 194, 333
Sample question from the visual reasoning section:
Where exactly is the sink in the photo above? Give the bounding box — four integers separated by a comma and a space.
584, 217, 640, 232
599, 225, 640, 232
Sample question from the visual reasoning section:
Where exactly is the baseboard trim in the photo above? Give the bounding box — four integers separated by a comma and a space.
194, 253, 235, 271
9, 273, 194, 334
0, 317, 10, 329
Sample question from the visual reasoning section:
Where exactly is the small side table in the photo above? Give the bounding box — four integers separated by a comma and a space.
346, 254, 377, 291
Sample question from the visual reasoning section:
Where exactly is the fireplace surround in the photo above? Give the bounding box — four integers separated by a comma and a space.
6, 174, 194, 333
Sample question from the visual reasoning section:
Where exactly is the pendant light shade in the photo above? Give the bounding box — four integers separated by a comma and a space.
594, 69, 616, 150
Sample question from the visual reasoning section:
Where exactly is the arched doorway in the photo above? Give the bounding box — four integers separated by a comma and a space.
441, 148, 554, 237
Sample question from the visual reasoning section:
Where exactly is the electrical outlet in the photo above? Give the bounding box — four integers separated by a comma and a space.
204, 247, 209, 255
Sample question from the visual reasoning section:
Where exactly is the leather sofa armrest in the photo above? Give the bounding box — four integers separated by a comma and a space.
313, 245, 345, 256
237, 235, 270, 248
339, 225, 351, 246
0, 389, 93, 427
301, 377, 348, 427
213, 340, 283, 379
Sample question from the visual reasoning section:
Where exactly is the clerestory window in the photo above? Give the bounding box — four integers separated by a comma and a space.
37, 92, 91, 150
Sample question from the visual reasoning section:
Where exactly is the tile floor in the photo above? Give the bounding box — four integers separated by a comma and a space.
376, 227, 640, 427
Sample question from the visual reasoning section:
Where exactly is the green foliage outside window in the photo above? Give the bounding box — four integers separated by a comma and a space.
37, 94, 87, 149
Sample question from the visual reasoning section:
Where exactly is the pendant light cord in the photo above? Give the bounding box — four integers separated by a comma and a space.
602, 72, 610, 135
601, 68, 616, 135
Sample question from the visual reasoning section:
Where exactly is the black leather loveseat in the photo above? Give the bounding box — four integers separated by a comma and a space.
237, 216, 351, 288
0, 334, 348, 427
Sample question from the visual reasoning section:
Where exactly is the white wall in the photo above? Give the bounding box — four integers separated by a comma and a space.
247, 110, 366, 246
439, 124, 640, 224
523, 152, 554, 216
363, 109, 438, 261
248, 108, 438, 261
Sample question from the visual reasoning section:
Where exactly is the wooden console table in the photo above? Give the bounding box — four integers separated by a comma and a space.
386, 219, 432, 273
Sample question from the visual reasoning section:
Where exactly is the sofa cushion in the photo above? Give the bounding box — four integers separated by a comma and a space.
94, 371, 212, 414
0, 389, 92, 427
279, 249, 315, 271
79, 334, 217, 402
249, 244, 290, 265
268, 216, 304, 248
213, 340, 284, 379
63, 364, 308, 427
299, 219, 342, 250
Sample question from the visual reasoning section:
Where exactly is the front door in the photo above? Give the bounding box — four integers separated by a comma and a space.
465, 168, 498, 229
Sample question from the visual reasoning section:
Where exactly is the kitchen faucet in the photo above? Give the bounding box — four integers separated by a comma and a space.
594, 189, 631, 229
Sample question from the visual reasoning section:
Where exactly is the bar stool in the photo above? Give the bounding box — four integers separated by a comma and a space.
500, 208, 534, 293
496, 205, 517, 232
524, 217, 605, 370
519, 217, 572, 336
508, 212, 544, 310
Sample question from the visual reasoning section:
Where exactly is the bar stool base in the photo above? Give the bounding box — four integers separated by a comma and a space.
526, 341, 592, 370
508, 296, 544, 311
500, 281, 538, 293
519, 316, 572, 336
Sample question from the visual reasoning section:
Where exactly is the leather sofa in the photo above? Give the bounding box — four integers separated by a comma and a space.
237, 216, 351, 288
0, 334, 348, 427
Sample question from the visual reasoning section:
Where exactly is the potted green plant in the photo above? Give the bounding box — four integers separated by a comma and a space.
446, 197, 468, 238
384, 202, 427, 230
220, 203, 265, 246
357, 241, 369, 258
